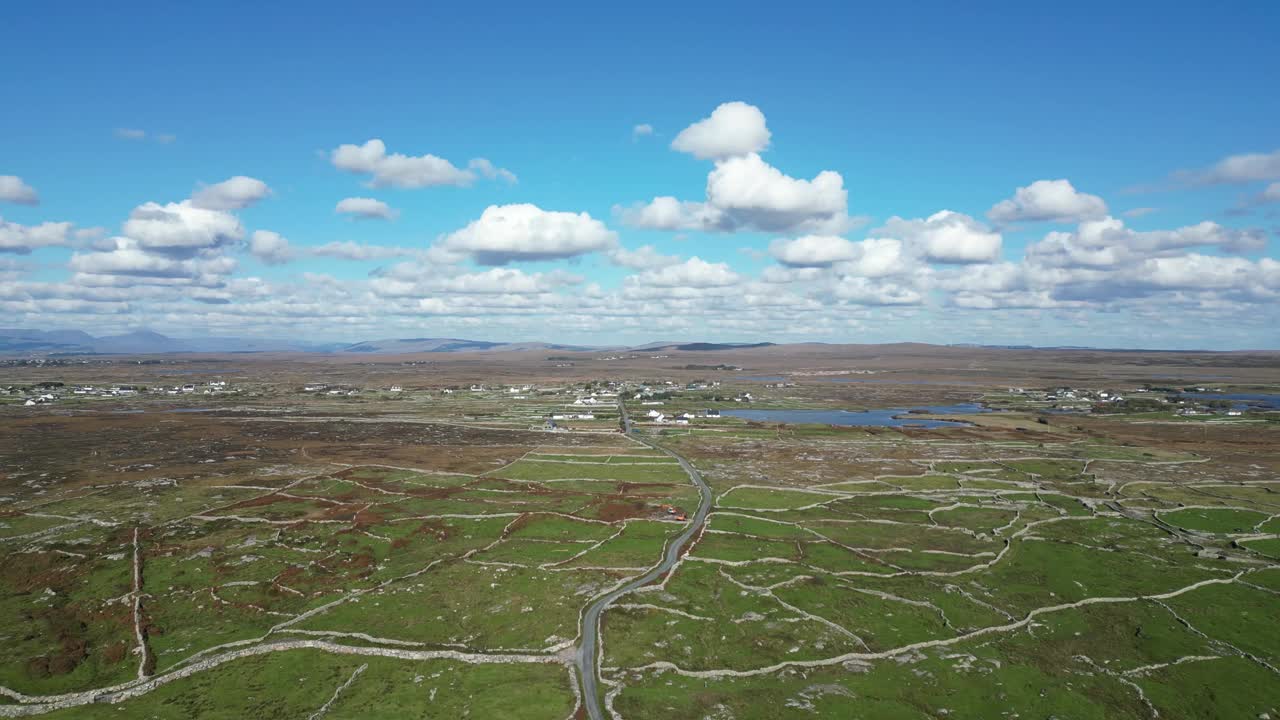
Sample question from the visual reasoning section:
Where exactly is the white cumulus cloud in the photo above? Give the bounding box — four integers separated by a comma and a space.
1027, 216, 1266, 269
833, 277, 923, 306
335, 197, 398, 220
988, 179, 1108, 224
190, 176, 272, 210
249, 230, 294, 265
632, 257, 740, 288
706, 154, 848, 233
0, 217, 72, 254
620, 154, 851, 235
1180, 148, 1280, 185
879, 211, 1002, 264
839, 238, 914, 278
69, 237, 237, 280
616, 196, 719, 230
0, 176, 40, 206
769, 235, 858, 267
331, 139, 513, 189
671, 101, 770, 160
621, 103, 852, 235
435, 204, 618, 265
121, 201, 244, 254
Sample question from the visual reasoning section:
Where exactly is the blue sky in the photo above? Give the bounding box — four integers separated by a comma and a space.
2, 1, 1278, 348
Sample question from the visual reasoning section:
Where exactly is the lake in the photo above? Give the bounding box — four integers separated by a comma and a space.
721, 403, 988, 428
112, 407, 218, 415
817, 377, 988, 386
1178, 393, 1280, 410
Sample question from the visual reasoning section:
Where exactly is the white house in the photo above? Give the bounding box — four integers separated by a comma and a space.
646, 409, 662, 418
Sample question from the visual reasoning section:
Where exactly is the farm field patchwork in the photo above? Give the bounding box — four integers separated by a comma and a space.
1, 369, 1278, 719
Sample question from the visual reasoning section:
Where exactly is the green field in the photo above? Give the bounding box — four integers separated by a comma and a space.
1, 380, 1277, 718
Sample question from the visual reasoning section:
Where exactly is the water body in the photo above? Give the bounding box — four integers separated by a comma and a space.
816, 377, 988, 387
1178, 393, 1280, 410
721, 403, 988, 428
112, 407, 218, 415
734, 375, 994, 386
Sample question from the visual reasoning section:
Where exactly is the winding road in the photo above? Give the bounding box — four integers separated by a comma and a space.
574, 400, 713, 720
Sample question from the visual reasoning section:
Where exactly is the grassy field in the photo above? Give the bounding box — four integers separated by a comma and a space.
1, 370, 1277, 718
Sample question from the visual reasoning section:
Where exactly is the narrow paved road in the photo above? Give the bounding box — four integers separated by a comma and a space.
575, 400, 713, 720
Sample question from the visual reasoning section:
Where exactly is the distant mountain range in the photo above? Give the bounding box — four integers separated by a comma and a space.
2, 328, 1253, 356
0, 329, 780, 356
340, 338, 596, 354
0, 328, 343, 355
633, 342, 776, 352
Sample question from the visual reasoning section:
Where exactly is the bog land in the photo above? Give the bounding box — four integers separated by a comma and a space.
1, 343, 1278, 719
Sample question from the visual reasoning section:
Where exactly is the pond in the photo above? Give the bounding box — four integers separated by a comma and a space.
1177, 393, 1280, 410
817, 377, 988, 386
733, 375, 997, 387
112, 407, 218, 415
720, 403, 989, 428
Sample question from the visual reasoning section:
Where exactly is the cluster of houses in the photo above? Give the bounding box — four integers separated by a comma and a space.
1010, 385, 1250, 418
644, 408, 721, 425
12, 380, 233, 406
22, 392, 58, 406
572, 391, 616, 406
550, 411, 596, 420
161, 381, 231, 395
302, 383, 371, 396
1008, 386, 1124, 410
1175, 402, 1243, 417
1041, 387, 1125, 404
